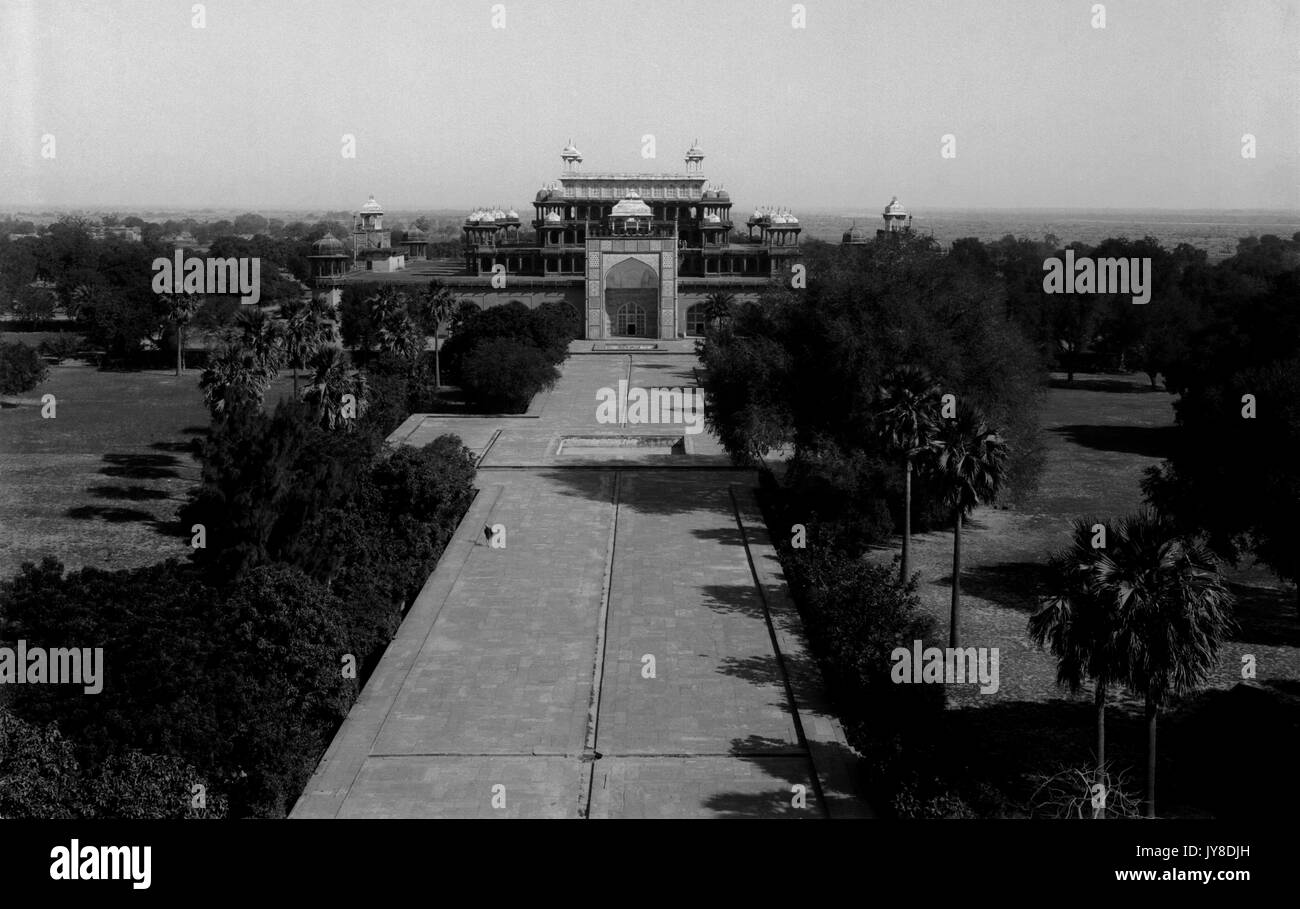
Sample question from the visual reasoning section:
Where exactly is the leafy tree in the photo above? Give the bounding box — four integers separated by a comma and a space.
0, 707, 81, 819
0, 341, 48, 395
80, 750, 228, 819
698, 234, 1042, 518
314, 436, 477, 666
13, 284, 57, 321
529, 300, 582, 363
927, 403, 1008, 647
0, 558, 224, 768
874, 366, 941, 582
458, 336, 558, 412
212, 564, 357, 816
232, 212, 269, 235
1143, 248, 1300, 609
181, 400, 376, 578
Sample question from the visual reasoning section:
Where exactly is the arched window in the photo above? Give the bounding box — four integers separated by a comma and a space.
614, 302, 647, 337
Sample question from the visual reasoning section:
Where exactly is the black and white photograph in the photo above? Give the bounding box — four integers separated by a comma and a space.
0, 0, 1295, 892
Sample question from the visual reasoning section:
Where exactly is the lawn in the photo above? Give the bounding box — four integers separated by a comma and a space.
871, 370, 1299, 817
0, 363, 299, 578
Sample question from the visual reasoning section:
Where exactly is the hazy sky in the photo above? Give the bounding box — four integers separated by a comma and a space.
2, 0, 1297, 212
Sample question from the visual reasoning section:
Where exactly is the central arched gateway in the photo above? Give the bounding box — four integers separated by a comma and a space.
604, 257, 660, 338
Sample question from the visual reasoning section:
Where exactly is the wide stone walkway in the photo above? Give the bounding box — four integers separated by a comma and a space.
291, 346, 868, 819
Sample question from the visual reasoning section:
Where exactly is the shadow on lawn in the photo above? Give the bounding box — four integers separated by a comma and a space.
149, 440, 199, 454
1049, 424, 1176, 459
98, 452, 184, 480
938, 560, 1052, 614
1048, 376, 1163, 394
87, 484, 170, 501
1230, 583, 1300, 648
66, 504, 156, 523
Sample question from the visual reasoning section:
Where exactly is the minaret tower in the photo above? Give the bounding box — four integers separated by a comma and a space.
685, 138, 704, 175
561, 139, 583, 173
351, 194, 390, 267
881, 196, 912, 234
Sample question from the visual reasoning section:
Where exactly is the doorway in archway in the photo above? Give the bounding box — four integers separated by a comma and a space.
604, 257, 660, 339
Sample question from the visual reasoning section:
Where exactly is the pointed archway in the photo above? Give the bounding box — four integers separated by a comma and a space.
604, 258, 659, 338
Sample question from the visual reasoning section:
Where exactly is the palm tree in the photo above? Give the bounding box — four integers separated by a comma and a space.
703, 291, 736, 329
1029, 518, 1128, 792
928, 403, 1008, 647
162, 291, 201, 376
278, 297, 331, 396
413, 280, 455, 389
198, 343, 276, 420
236, 307, 285, 375
1100, 510, 1235, 817
377, 309, 424, 366
301, 345, 368, 431
69, 283, 100, 321
875, 366, 941, 583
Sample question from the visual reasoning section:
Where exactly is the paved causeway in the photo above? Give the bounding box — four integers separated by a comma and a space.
292, 345, 868, 818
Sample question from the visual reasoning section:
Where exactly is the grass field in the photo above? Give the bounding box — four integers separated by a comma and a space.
0, 364, 299, 578
875, 371, 1299, 816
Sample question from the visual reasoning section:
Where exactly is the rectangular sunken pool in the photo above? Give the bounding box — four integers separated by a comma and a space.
556, 435, 685, 457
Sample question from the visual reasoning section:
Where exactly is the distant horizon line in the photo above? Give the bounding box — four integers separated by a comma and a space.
4, 203, 1300, 217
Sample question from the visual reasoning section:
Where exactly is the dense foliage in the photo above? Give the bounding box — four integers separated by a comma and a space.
438, 299, 577, 411
702, 233, 1044, 547
0, 340, 49, 395
1140, 234, 1300, 603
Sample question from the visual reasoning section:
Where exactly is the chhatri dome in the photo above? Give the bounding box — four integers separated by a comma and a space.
884, 196, 908, 217
842, 222, 869, 244
312, 233, 345, 254
611, 190, 653, 219
360, 194, 383, 214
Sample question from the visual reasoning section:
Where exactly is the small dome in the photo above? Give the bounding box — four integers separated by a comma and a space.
784, 212, 799, 224
562, 139, 582, 157
611, 192, 653, 219
360, 194, 383, 214
535, 188, 550, 202
751, 209, 762, 220
312, 233, 344, 254
686, 138, 704, 157
842, 223, 868, 244
884, 196, 908, 216
402, 227, 427, 242
506, 208, 519, 220
491, 208, 506, 220
715, 190, 730, 201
